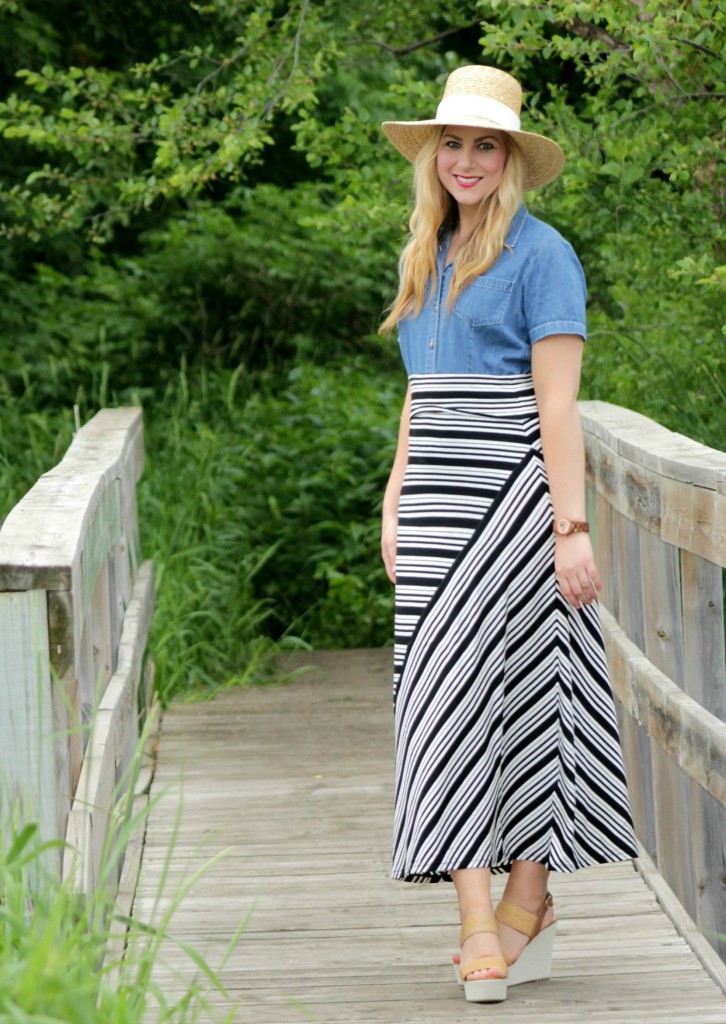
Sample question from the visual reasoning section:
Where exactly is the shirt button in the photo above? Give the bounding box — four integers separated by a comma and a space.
428, 339, 434, 348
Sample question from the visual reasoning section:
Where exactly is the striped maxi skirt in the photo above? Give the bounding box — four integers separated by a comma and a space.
392, 374, 638, 883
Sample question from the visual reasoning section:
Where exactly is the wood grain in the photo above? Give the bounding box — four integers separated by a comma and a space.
0, 589, 62, 873
581, 401, 726, 567
128, 649, 726, 1022
62, 560, 155, 898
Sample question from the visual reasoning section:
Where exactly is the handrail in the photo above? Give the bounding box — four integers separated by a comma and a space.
580, 399, 726, 963
0, 408, 154, 897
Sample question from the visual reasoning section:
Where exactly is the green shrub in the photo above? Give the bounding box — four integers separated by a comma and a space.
140, 358, 401, 701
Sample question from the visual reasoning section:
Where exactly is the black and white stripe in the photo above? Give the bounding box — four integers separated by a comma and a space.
392, 374, 637, 882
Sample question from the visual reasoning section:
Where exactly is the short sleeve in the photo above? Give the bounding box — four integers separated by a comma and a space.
523, 237, 587, 345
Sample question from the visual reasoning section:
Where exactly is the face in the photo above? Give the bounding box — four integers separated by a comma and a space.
436, 126, 508, 208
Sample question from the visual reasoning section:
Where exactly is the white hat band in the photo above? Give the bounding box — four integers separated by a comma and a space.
435, 94, 521, 131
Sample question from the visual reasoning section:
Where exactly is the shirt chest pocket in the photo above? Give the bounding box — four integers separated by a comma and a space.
453, 277, 514, 327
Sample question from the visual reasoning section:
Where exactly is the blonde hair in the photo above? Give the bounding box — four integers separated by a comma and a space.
379, 128, 525, 334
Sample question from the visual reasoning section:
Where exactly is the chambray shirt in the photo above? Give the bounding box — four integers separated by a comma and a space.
398, 205, 587, 376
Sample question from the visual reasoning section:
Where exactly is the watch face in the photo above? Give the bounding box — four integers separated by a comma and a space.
556, 518, 571, 535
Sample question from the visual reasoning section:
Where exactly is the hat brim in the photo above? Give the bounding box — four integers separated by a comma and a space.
381, 118, 565, 191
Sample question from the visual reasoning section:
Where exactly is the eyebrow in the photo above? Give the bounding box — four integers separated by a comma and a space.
443, 131, 499, 142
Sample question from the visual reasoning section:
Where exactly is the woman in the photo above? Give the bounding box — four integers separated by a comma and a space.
379, 66, 637, 1004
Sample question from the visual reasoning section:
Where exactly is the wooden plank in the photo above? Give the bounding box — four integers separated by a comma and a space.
616, 514, 646, 649
581, 408, 726, 567
680, 551, 726, 720
593, 493, 619, 618
679, 551, 726, 963
607, 510, 657, 859
636, 841, 726, 996
99, 559, 155, 788
690, 780, 726, 965
601, 608, 726, 807
0, 408, 144, 592
0, 590, 61, 868
639, 530, 685, 684
580, 400, 726, 491
128, 650, 726, 1022
63, 715, 116, 894
662, 474, 726, 569
639, 529, 694, 914
62, 560, 155, 898
103, 792, 150, 987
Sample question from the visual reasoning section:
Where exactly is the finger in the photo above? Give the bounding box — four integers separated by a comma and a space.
383, 546, 397, 584
556, 573, 580, 609
587, 567, 603, 592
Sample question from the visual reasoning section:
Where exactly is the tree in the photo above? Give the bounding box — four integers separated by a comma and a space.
0, 0, 722, 444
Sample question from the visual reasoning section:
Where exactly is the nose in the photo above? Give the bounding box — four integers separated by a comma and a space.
455, 144, 477, 170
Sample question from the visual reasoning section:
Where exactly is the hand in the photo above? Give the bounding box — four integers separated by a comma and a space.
554, 533, 602, 609
381, 515, 398, 584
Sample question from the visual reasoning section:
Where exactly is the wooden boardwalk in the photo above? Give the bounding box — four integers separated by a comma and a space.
132, 649, 726, 1023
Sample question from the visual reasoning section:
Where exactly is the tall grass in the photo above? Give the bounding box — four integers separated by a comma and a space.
3, 343, 720, 704
1, 357, 402, 704
0, 711, 242, 1023
140, 357, 402, 703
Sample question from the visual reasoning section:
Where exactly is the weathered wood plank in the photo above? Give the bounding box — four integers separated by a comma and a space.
639, 529, 694, 912
580, 401, 726, 491
62, 560, 155, 897
680, 551, 726, 720
0, 590, 62, 865
0, 408, 144, 592
593, 492, 619, 618
128, 650, 726, 1022
602, 608, 726, 805
581, 402, 726, 566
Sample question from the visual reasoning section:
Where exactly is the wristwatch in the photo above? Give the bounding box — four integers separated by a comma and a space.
553, 518, 590, 537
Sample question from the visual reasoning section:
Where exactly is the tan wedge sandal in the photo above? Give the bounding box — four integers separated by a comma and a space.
496, 891, 556, 987
456, 912, 508, 1003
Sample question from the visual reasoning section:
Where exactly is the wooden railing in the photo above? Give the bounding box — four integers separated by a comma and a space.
0, 408, 154, 899
2, 399, 724, 955
581, 401, 726, 961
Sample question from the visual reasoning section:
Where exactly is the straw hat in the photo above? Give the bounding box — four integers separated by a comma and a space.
382, 65, 565, 191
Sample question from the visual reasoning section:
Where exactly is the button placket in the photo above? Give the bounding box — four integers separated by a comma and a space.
426, 250, 448, 371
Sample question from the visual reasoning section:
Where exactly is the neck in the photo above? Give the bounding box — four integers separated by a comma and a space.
456, 205, 481, 240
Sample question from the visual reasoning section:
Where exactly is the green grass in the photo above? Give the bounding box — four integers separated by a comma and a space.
139, 358, 402, 703
0, 711, 242, 1023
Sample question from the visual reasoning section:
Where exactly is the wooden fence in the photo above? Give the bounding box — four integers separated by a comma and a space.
1, 398, 724, 957
0, 408, 154, 899
581, 400, 726, 961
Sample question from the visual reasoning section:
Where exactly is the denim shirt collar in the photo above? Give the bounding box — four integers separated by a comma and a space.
505, 204, 528, 247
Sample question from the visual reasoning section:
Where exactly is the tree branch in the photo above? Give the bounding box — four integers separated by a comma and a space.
367, 21, 481, 58
560, 16, 630, 53
673, 36, 721, 60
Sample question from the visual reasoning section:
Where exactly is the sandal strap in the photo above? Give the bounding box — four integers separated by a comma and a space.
460, 955, 508, 982
460, 912, 498, 945
496, 891, 554, 939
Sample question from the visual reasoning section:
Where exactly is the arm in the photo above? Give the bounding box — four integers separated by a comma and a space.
381, 385, 411, 584
531, 335, 601, 609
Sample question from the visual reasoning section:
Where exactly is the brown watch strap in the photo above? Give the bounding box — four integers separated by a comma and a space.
553, 518, 590, 536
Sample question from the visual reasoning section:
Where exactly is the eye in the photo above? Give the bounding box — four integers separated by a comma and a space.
478, 141, 495, 151
444, 139, 461, 149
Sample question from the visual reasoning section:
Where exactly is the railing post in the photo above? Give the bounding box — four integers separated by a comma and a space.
581, 399, 726, 962
0, 407, 153, 902
0, 589, 63, 873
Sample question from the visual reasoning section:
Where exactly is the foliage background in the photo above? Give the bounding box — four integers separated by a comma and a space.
0, 0, 723, 700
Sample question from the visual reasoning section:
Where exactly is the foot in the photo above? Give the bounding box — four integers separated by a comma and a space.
459, 928, 506, 982
498, 891, 555, 967
452, 893, 555, 971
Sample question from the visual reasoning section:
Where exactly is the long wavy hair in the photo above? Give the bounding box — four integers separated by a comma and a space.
379, 127, 525, 334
